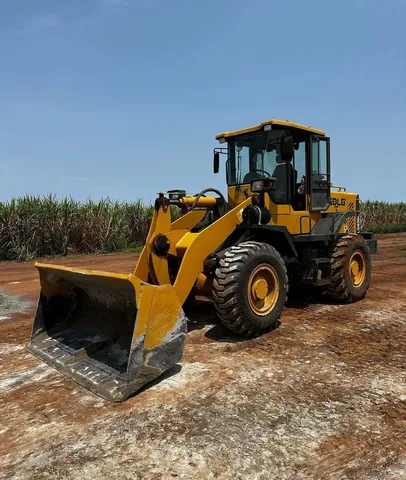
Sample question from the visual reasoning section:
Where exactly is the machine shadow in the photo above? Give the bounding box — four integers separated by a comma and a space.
186, 298, 217, 332
205, 321, 281, 343
186, 298, 280, 343
129, 364, 183, 399
285, 286, 336, 309
186, 298, 249, 343
188, 289, 340, 343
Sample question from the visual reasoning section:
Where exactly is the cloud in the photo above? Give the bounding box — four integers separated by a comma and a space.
65, 176, 87, 182
32, 14, 61, 28
104, 0, 131, 6
102, 0, 156, 9
19, 14, 61, 34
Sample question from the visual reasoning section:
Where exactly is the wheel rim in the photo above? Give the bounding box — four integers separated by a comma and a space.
247, 264, 279, 316
349, 250, 366, 287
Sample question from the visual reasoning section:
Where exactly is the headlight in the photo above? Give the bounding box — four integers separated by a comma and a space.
250, 177, 276, 193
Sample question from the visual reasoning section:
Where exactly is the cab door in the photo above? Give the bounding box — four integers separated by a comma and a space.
309, 136, 331, 211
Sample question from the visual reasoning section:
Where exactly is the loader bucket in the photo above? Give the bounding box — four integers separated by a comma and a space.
27, 263, 187, 402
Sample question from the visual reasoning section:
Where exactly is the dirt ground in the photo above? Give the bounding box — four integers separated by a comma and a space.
1, 234, 405, 480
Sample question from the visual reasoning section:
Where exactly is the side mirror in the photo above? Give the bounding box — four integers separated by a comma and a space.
250, 177, 276, 193
281, 136, 294, 160
213, 151, 220, 174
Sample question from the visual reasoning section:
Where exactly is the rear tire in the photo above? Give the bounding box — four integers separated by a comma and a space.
212, 241, 288, 337
327, 234, 371, 302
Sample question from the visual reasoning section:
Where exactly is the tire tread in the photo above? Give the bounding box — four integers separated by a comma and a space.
213, 241, 288, 337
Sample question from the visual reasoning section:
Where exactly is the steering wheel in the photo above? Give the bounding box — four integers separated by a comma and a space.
252, 169, 271, 178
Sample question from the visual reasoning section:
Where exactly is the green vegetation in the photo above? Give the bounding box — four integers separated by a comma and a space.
119, 245, 145, 254
362, 201, 406, 234
0, 196, 405, 261
0, 195, 154, 261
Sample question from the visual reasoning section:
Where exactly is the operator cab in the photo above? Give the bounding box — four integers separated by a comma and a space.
214, 119, 331, 212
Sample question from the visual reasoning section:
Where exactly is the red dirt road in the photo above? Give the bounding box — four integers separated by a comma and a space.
1, 235, 405, 479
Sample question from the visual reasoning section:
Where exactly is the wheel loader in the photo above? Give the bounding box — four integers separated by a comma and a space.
27, 119, 377, 402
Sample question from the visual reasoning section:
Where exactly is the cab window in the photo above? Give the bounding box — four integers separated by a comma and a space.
292, 141, 306, 210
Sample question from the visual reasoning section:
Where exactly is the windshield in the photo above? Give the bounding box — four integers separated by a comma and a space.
227, 131, 291, 203
233, 144, 282, 185
227, 131, 283, 184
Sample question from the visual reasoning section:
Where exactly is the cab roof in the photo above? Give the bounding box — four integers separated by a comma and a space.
215, 119, 325, 140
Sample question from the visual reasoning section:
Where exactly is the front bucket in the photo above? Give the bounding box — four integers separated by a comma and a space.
27, 263, 187, 402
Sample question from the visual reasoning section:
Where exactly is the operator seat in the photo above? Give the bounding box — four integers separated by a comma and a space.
272, 154, 297, 203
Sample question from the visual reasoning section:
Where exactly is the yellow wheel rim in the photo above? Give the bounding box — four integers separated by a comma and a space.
247, 264, 279, 316
349, 250, 366, 287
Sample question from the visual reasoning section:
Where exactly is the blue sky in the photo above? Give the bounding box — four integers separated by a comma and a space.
1, 0, 405, 203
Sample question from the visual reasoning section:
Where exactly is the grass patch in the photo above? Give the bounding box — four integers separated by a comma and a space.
364, 225, 406, 234
119, 245, 144, 254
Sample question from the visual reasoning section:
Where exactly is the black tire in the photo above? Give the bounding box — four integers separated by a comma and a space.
212, 241, 288, 337
327, 234, 372, 302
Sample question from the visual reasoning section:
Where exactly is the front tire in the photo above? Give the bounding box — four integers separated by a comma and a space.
212, 241, 288, 337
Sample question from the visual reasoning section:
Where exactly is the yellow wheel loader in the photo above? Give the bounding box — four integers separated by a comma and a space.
27, 119, 377, 401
